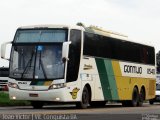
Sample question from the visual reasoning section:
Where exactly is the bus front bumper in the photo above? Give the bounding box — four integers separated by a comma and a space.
9, 87, 72, 102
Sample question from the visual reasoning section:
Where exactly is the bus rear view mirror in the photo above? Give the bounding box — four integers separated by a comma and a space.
62, 41, 71, 62
1, 41, 12, 61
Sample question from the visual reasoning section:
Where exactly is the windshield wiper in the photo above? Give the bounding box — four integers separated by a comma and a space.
21, 51, 34, 79
39, 51, 48, 79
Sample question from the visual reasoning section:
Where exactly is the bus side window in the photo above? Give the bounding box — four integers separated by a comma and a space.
66, 30, 81, 82
142, 47, 147, 64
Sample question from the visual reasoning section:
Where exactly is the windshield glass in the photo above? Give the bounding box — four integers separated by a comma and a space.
156, 84, 160, 91
14, 29, 67, 43
10, 44, 64, 80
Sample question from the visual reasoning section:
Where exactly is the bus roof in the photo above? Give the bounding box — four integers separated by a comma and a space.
84, 26, 154, 48
84, 26, 128, 40
18, 24, 84, 31
18, 24, 154, 48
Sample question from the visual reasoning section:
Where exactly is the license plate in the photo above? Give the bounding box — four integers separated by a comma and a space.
29, 93, 38, 97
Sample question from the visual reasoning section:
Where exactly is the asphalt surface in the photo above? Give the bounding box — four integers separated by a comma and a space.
0, 103, 160, 120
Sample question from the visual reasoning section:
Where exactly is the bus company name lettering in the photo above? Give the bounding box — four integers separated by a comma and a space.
124, 65, 142, 74
124, 65, 155, 75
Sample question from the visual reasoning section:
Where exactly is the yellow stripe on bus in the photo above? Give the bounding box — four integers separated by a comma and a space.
111, 60, 122, 76
112, 60, 131, 100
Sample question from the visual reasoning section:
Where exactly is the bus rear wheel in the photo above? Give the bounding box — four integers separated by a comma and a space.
130, 87, 139, 107
76, 86, 90, 109
31, 101, 44, 109
138, 88, 145, 107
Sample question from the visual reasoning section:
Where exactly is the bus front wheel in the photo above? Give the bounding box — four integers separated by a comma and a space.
76, 86, 90, 109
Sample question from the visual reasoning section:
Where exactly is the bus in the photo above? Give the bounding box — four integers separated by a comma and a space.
1, 24, 156, 108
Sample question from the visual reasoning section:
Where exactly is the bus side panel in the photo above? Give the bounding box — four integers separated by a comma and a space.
112, 60, 156, 100
95, 58, 119, 100
80, 57, 155, 102
80, 57, 105, 101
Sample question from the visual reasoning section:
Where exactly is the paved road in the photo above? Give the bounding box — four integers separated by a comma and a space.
0, 103, 160, 120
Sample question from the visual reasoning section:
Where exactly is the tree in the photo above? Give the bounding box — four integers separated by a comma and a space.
156, 51, 160, 73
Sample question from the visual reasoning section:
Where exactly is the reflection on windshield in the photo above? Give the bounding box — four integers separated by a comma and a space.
10, 45, 64, 80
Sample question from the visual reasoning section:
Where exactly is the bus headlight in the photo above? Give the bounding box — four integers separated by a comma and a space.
48, 83, 66, 89
8, 82, 19, 89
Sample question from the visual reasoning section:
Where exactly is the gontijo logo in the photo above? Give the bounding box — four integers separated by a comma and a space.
120, 62, 155, 78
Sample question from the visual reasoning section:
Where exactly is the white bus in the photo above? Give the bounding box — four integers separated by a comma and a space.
1, 24, 156, 108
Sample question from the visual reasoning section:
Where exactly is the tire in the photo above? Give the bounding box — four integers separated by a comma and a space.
130, 87, 139, 107
76, 87, 90, 109
138, 88, 145, 107
90, 101, 107, 107
149, 100, 154, 105
31, 101, 44, 109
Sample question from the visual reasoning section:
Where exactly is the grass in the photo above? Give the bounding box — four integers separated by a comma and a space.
0, 91, 30, 106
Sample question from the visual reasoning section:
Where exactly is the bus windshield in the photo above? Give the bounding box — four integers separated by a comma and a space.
9, 29, 68, 80
10, 44, 64, 80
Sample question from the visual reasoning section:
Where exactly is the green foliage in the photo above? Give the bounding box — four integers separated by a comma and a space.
0, 92, 30, 106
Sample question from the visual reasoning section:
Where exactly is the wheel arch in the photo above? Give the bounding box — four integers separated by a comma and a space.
84, 83, 92, 101
134, 85, 139, 92
76, 83, 92, 109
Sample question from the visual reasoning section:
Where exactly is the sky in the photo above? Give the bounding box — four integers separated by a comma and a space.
0, 0, 160, 67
